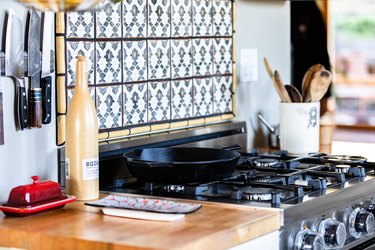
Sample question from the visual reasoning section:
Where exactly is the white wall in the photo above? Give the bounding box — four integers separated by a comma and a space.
0, 0, 57, 201
0, 0, 290, 200
234, 0, 291, 151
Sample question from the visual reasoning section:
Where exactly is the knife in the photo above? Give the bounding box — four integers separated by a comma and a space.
5, 10, 28, 130
41, 11, 53, 125
27, 9, 42, 128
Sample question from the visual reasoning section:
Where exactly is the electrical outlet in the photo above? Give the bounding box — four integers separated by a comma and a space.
240, 48, 258, 83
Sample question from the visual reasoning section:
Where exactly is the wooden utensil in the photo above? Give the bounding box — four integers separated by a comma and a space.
263, 57, 273, 79
308, 70, 332, 102
301, 64, 324, 101
284, 84, 303, 102
274, 71, 292, 103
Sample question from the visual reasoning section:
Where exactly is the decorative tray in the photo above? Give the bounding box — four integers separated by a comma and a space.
85, 195, 202, 214
0, 195, 76, 216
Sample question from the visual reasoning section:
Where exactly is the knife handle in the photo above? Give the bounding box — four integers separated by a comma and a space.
15, 79, 28, 130
29, 88, 43, 128
41, 76, 52, 124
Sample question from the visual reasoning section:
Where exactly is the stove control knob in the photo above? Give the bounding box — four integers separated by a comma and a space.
349, 208, 375, 238
294, 229, 324, 250
318, 218, 346, 249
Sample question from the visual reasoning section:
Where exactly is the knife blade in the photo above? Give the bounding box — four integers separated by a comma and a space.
41, 11, 53, 125
5, 10, 28, 130
27, 9, 42, 128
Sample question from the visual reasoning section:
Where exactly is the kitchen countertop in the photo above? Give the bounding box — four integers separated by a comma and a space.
0, 193, 282, 250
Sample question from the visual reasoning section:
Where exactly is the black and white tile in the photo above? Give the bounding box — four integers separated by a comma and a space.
213, 38, 232, 75
66, 41, 95, 86
193, 78, 213, 116
123, 0, 147, 37
171, 79, 193, 119
96, 42, 122, 84
148, 40, 171, 80
67, 87, 96, 108
171, 0, 192, 37
123, 83, 148, 125
171, 39, 193, 79
67, 12, 94, 38
148, 0, 170, 37
193, 38, 213, 76
123, 41, 147, 82
193, 0, 213, 37
213, 75, 232, 113
96, 1, 122, 38
97, 85, 123, 129
148, 81, 171, 122
213, 0, 232, 36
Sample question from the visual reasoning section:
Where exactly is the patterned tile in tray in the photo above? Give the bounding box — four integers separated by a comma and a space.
85, 194, 202, 214
148, 40, 171, 80
171, 79, 193, 119
97, 85, 123, 129
66, 41, 95, 86
193, 0, 213, 37
171, 39, 192, 79
213, 75, 232, 114
213, 0, 232, 36
148, 0, 170, 37
213, 38, 232, 75
123, 40, 147, 82
96, 41, 122, 84
193, 78, 213, 116
123, 83, 148, 125
148, 81, 171, 122
193, 38, 213, 76
171, 0, 192, 37
123, 0, 147, 37
66, 12, 94, 38
96, 1, 122, 38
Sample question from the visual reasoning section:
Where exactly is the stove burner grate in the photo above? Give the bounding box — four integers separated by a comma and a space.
320, 155, 367, 165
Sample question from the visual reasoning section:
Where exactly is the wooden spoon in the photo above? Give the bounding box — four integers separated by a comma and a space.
284, 84, 302, 102
309, 70, 332, 102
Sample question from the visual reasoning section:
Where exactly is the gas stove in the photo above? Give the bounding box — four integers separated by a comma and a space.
111, 152, 370, 208
58, 121, 375, 249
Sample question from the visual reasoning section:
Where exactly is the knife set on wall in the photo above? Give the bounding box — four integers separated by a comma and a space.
0, 9, 54, 130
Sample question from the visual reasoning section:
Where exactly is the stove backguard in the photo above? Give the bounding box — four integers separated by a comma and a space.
57, 121, 247, 189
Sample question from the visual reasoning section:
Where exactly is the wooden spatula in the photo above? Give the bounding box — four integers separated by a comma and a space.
274, 71, 292, 103
302, 64, 324, 101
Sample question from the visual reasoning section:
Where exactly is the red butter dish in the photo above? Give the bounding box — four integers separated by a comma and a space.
0, 176, 76, 216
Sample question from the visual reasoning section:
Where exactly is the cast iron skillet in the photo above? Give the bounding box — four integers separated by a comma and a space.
123, 147, 241, 184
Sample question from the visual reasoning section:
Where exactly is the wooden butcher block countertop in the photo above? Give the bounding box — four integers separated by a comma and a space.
0, 193, 282, 250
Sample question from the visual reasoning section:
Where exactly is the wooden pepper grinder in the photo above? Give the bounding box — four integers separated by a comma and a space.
65, 55, 99, 200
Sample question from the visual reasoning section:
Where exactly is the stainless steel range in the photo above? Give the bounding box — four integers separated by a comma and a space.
58, 121, 375, 249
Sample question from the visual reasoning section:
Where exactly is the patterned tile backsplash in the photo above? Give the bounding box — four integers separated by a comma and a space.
62, 0, 234, 133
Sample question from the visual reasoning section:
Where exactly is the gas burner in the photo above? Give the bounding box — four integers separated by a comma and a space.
254, 158, 279, 167
320, 155, 367, 165
335, 165, 351, 174
243, 188, 274, 201
250, 172, 287, 185
161, 184, 185, 193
